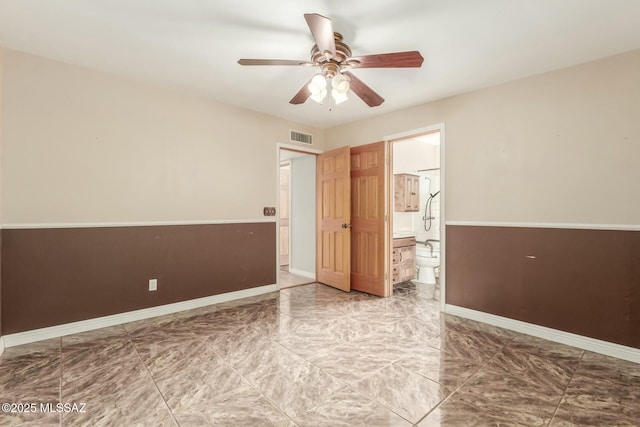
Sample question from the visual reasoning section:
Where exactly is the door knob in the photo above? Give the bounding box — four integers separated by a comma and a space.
341, 223, 352, 229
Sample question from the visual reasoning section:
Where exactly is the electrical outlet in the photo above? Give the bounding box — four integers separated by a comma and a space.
149, 278, 157, 291
263, 207, 276, 216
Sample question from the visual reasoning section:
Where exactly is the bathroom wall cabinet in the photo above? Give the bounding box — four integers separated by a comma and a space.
392, 237, 416, 284
394, 174, 420, 212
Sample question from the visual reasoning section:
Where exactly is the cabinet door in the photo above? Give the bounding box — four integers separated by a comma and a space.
399, 245, 416, 282
393, 175, 407, 211
409, 175, 421, 211
394, 174, 420, 212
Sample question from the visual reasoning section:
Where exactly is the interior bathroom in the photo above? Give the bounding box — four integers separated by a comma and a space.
392, 132, 441, 286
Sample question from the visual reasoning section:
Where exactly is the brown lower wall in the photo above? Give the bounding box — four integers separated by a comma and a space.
0, 231, 2, 339
446, 225, 640, 349
1, 222, 276, 334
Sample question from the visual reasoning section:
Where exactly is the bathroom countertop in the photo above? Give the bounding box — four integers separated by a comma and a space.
393, 232, 416, 239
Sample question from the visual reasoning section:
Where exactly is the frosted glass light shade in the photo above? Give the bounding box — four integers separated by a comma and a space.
331, 89, 348, 104
310, 88, 327, 103
308, 74, 327, 103
332, 73, 350, 94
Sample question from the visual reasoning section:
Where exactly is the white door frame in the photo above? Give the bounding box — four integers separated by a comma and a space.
384, 123, 446, 310
275, 143, 322, 290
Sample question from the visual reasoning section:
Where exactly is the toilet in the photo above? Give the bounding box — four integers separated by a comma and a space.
415, 246, 439, 284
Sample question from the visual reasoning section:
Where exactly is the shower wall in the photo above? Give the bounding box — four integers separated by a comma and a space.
415, 172, 440, 251
392, 134, 440, 244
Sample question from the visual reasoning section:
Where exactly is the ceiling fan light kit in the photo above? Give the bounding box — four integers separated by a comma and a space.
307, 72, 350, 105
238, 13, 424, 107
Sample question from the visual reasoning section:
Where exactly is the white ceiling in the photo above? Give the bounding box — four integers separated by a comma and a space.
1, 0, 640, 129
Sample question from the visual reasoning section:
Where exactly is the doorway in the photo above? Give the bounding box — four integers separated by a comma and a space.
387, 124, 445, 306
277, 146, 319, 288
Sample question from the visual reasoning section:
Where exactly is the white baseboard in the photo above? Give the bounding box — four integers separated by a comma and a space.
0, 336, 5, 356
2, 284, 277, 348
287, 268, 315, 280
445, 305, 640, 364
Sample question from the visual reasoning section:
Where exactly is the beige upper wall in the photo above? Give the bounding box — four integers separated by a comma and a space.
3, 47, 638, 226
326, 49, 640, 225
1, 49, 324, 224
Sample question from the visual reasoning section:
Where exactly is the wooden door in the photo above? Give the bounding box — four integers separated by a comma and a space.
351, 141, 390, 296
316, 146, 351, 292
279, 164, 290, 266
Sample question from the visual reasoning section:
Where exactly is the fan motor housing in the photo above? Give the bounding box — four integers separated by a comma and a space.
311, 32, 352, 77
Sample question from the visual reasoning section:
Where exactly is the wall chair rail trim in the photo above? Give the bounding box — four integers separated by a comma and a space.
2, 284, 278, 348
1, 218, 277, 229
445, 221, 640, 232
446, 305, 640, 364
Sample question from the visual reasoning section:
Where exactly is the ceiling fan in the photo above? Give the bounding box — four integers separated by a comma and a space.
238, 13, 424, 107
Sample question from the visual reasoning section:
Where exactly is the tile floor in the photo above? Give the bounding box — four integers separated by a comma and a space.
1, 281, 639, 426
279, 267, 313, 289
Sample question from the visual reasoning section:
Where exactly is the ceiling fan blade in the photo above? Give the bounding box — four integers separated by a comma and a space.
304, 13, 336, 59
348, 51, 424, 68
289, 78, 313, 104
343, 71, 384, 107
238, 59, 312, 66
